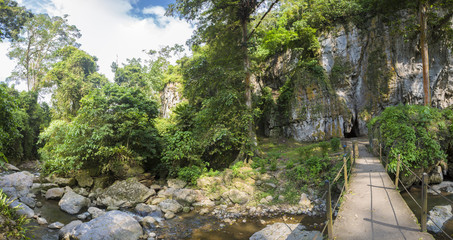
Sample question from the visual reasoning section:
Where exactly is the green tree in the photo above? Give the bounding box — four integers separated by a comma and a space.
8, 13, 80, 91
168, 0, 280, 161
44, 46, 107, 119
4, 88, 50, 161
0, 83, 19, 164
0, 0, 31, 41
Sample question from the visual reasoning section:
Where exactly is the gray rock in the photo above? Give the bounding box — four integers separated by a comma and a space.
4, 163, 20, 171
64, 210, 143, 240
250, 223, 322, 240
88, 206, 105, 219
427, 205, 453, 233
135, 203, 159, 214
224, 189, 249, 205
0, 171, 34, 199
19, 196, 36, 208
49, 221, 65, 229
167, 179, 187, 189
164, 211, 175, 219
9, 200, 34, 218
77, 212, 90, 220
193, 199, 215, 207
173, 188, 200, 204
58, 220, 82, 238
158, 199, 182, 213
93, 176, 110, 190
45, 187, 65, 200
59, 190, 90, 214
140, 216, 156, 228
260, 195, 273, 205
37, 217, 48, 225
97, 178, 153, 208
150, 184, 161, 191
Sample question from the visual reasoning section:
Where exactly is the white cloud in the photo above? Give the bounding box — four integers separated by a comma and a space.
0, 0, 194, 83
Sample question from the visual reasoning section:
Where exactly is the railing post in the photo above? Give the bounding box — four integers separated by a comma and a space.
379, 143, 382, 162
395, 154, 401, 188
344, 156, 348, 191
352, 141, 356, 163
353, 141, 359, 159
350, 149, 354, 165
326, 180, 333, 240
421, 173, 428, 232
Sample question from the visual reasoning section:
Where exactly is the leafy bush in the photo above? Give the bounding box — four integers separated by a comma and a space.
368, 105, 451, 172
297, 146, 312, 159
0, 84, 19, 165
330, 137, 341, 151
178, 165, 204, 185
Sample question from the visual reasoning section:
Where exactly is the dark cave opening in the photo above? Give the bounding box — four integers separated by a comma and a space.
344, 116, 360, 138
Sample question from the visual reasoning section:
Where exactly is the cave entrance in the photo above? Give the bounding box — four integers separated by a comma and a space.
344, 116, 360, 138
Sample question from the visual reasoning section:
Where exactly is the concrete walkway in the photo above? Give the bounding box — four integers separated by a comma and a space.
332, 138, 433, 240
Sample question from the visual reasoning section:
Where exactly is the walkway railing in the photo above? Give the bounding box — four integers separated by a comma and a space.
378, 144, 453, 240
313, 141, 358, 240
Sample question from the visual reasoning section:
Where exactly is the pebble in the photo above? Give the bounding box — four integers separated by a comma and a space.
37, 217, 48, 225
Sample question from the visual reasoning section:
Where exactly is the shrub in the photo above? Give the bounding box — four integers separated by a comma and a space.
330, 137, 341, 151
178, 165, 203, 185
368, 105, 451, 172
319, 141, 330, 155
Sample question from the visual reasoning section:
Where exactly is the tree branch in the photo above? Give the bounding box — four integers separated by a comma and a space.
247, 0, 279, 40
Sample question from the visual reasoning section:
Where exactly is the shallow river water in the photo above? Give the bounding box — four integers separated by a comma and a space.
25, 194, 325, 239
401, 186, 453, 240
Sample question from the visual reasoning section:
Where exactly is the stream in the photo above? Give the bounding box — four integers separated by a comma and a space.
25, 195, 325, 239
8, 167, 325, 239
402, 186, 453, 240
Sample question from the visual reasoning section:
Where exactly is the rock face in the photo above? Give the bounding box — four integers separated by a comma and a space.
160, 82, 183, 119
97, 178, 154, 208
61, 210, 143, 240
59, 190, 90, 214
258, 14, 453, 141
250, 223, 322, 240
427, 205, 453, 233
0, 171, 34, 199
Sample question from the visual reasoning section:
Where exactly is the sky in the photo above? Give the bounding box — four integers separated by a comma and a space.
0, 0, 194, 86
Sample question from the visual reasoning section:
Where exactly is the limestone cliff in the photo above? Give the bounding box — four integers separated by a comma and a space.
160, 82, 182, 119
258, 15, 453, 141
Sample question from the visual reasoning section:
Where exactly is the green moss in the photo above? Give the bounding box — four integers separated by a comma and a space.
330, 56, 353, 88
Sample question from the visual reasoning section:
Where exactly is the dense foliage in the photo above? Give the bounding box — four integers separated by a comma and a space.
368, 105, 453, 172
39, 83, 161, 177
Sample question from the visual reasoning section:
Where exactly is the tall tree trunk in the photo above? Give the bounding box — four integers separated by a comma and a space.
241, 19, 257, 161
420, 1, 430, 106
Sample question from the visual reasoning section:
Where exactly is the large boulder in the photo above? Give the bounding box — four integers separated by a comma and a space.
0, 171, 34, 199
429, 166, 444, 184
46, 176, 76, 187
250, 223, 322, 240
223, 189, 249, 205
158, 199, 182, 213
88, 207, 105, 219
427, 205, 453, 233
97, 178, 154, 208
59, 190, 90, 214
173, 188, 201, 204
62, 210, 143, 240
